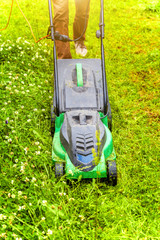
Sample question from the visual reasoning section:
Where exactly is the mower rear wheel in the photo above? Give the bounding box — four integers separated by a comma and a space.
107, 160, 117, 186
55, 162, 64, 178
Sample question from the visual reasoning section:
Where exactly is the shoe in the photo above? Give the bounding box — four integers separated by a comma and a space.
75, 41, 87, 57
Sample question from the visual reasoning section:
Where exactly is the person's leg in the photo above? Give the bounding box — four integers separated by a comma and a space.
73, 0, 90, 42
52, 0, 72, 59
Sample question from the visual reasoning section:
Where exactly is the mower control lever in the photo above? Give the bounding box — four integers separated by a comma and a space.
96, 30, 101, 38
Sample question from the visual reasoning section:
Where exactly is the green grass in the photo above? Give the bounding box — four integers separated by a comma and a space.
0, 0, 160, 239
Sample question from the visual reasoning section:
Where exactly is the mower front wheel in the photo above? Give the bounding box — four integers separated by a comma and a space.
107, 160, 117, 186
55, 162, 64, 178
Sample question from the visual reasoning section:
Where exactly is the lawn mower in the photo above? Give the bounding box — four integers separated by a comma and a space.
48, 0, 117, 185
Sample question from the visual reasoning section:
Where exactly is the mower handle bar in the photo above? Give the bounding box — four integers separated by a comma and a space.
48, 0, 111, 119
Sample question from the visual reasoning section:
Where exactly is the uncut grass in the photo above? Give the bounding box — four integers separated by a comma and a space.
0, 0, 160, 239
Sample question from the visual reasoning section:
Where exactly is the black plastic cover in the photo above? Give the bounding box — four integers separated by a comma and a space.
60, 110, 106, 172
55, 59, 104, 113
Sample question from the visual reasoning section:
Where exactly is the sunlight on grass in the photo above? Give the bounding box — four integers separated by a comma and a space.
0, 0, 160, 239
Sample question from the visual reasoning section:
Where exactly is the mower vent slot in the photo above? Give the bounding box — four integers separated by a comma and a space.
76, 134, 94, 154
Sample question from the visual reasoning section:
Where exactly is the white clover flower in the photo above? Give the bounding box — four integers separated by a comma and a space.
41, 217, 45, 221
38, 146, 41, 150
8, 138, 12, 143
42, 181, 45, 186
15, 89, 19, 94
34, 108, 37, 112
11, 180, 14, 184
4, 102, 8, 105
25, 177, 29, 182
42, 200, 47, 205
35, 151, 40, 155
8, 193, 11, 197
28, 63, 31, 67
42, 109, 45, 112
59, 192, 66, 196
18, 191, 22, 196
16, 37, 22, 43
18, 206, 22, 211
79, 215, 85, 221
15, 159, 18, 163
69, 198, 75, 201
26, 90, 30, 93
0, 214, 6, 220
31, 177, 37, 183
22, 91, 25, 94
21, 81, 24, 84
27, 119, 31, 122
24, 147, 28, 154
11, 194, 16, 198
15, 111, 18, 115
32, 58, 35, 61
29, 203, 32, 206
24, 74, 27, 77
21, 87, 24, 90
20, 166, 25, 173
47, 229, 53, 235
1, 233, 6, 237
24, 40, 30, 44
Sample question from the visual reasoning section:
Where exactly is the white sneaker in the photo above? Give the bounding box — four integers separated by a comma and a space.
75, 41, 87, 57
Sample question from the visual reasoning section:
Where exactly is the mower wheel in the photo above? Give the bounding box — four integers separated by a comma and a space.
107, 160, 117, 186
55, 162, 64, 178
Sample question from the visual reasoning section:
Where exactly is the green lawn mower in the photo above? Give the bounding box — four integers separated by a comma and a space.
48, 0, 117, 185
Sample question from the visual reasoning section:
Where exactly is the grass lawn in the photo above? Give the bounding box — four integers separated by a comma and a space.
0, 0, 160, 239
